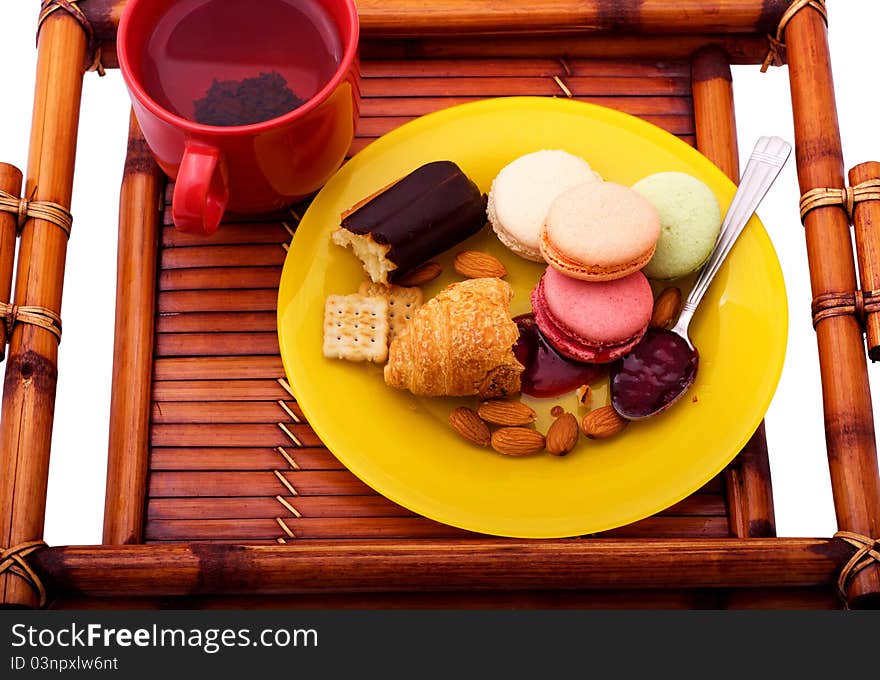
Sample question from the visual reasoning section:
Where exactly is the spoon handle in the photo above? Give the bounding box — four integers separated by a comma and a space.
674, 136, 792, 335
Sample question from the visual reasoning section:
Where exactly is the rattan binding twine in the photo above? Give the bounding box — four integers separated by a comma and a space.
811, 290, 880, 330
834, 531, 880, 605
799, 179, 880, 224
0, 541, 48, 608
0, 188, 68, 344
762, 0, 828, 72
37, 0, 105, 76
0, 189, 73, 238
0, 302, 63, 343
800, 180, 880, 330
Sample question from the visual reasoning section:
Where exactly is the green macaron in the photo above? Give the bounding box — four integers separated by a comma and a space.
632, 171, 722, 280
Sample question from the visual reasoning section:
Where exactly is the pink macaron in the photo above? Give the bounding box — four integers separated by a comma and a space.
530, 266, 653, 363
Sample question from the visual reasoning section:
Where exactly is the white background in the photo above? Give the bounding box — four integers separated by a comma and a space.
1, 4, 878, 545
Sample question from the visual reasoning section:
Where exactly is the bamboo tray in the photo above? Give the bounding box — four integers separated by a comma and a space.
2, 1, 879, 610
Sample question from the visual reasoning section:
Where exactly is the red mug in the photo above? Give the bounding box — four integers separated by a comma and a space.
118, 0, 360, 234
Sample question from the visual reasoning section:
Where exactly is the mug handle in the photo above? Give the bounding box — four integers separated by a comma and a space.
172, 142, 229, 235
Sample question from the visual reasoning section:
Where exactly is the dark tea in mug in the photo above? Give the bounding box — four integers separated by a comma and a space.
140, 0, 343, 126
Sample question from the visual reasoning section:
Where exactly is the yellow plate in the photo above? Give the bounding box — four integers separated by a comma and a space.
278, 97, 787, 538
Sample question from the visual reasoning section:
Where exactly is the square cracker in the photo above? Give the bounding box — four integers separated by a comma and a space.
358, 282, 423, 340
323, 294, 389, 362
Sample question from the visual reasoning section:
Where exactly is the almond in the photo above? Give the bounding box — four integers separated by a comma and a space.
650, 287, 682, 329
546, 412, 579, 456
454, 251, 507, 279
395, 261, 442, 287
478, 399, 537, 426
448, 407, 490, 447
491, 427, 546, 456
581, 406, 628, 439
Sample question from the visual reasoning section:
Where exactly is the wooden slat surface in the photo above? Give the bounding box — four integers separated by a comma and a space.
144, 55, 741, 544
347, 133, 696, 159
159, 267, 282, 291
152, 380, 290, 401
157, 290, 279, 314
148, 493, 726, 521
360, 95, 693, 117
356, 113, 695, 137
359, 58, 692, 78
151, 423, 320, 448
150, 447, 344, 471
161, 245, 287, 269
151, 401, 304, 424
155, 333, 280, 358
143, 516, 730, 541
149, 471, 374, 497
156, 312, 277, 334
361, 76, 691, 97
149, 496, 416, 519
161, 223, 290, 247
153, 356, 284, 380
146, 517, 469, 541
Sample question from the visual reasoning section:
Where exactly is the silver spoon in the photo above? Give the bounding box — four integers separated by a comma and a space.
610, 136, 792, 420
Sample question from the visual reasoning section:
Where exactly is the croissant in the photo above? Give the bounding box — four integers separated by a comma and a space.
384, 278, 524, 398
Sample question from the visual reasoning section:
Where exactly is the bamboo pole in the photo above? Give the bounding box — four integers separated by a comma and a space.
86, 1, 788, 42
691, 47, 776, 538
0, 164, 23, 356
29, 539, 846, 598
77, 0, 123, 44
692, 48, 740, 178
786, 9, 880, 607
726, 430, 777, 536
0, 12, 87, 608
358, 0, 789, 36
99, 35, 772, 70
103, 113, 163, 545
847, 162, 880, 361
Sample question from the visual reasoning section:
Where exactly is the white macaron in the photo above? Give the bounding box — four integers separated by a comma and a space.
487, 149, 601, 262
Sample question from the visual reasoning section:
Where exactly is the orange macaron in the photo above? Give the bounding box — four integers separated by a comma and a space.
539, 181, 660, 281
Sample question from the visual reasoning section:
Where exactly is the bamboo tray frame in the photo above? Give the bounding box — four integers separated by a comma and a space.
2, 0, 879, 610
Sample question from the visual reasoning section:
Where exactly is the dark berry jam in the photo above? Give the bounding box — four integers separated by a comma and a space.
610, 328, 698, 419
513, 313, 605, 398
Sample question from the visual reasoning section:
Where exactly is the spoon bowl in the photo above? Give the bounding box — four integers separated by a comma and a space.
610, 327, 698, 420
